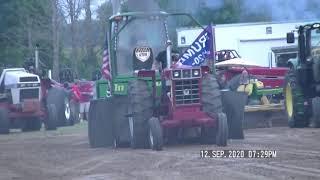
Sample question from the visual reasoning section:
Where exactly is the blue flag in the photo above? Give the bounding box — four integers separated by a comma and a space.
177, 25, 214, 66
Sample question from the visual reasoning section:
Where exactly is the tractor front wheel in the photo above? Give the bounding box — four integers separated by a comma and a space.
148, 117, 163, 151
88, 99, 114, 148
216, 113, 228, 147
284, 70, 310, 128
0, 108, 9, 134
312, 97, 320, 128
45, 104, 58, 130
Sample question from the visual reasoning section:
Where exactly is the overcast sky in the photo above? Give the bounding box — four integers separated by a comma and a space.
89, 0, 107, 19
63, 0, 107, 22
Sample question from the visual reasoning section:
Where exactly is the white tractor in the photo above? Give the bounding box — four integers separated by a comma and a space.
0, 68, 57, 133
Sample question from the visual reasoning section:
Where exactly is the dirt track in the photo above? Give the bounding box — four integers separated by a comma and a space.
0, 123, 320, 180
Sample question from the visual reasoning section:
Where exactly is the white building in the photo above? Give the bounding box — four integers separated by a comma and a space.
176, 20, 318, 67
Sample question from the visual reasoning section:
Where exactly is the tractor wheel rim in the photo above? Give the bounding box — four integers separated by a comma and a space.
285, 84, 293, 118
149, 129, 154, 147
128, 117, 134, 138
64, 98, 71, 120
113, 139, 117, 148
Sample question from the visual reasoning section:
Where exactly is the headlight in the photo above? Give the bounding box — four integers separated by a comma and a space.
182, 69, 191, 78
173, 70, 181, 78
192, 69, 201, 77
32, 83, 40, 87
17, 83, 40, 88
313, 23, 320, 28
18, 84, 27, 88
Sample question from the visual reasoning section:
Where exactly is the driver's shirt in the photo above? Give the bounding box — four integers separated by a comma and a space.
155, 50, 180, 69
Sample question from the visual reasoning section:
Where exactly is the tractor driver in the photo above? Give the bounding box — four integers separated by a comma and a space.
152, 49, 180, 70
153, 49, 180, 110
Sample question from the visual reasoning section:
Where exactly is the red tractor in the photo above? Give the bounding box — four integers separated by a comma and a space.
88, 12, 246, 150
215, 49, 289, 128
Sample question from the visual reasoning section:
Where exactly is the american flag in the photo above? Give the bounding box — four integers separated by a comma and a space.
101, 40, 112, 80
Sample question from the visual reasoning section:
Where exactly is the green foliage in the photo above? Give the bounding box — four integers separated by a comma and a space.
1, 0, 319, 77
0, 0, 52, 67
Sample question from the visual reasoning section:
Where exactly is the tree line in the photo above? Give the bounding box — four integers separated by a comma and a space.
0, 0, 319, 80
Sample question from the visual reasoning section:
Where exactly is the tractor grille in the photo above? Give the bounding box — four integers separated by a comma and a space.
20, 77, 38, 82
20, 88, 39, 102
174, 79, 200, 105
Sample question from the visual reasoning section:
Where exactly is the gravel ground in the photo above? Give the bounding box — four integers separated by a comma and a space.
0, 122, 319, 180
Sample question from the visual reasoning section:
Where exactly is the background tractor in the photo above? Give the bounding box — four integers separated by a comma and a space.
0, 67, 58, 133
24, 56, 81, 127
88, 12, 246, 150
285, 23, 320, 128
0, 48, 81, 134
215, 49, 289, 128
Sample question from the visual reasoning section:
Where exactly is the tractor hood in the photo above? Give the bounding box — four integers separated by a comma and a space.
3, 69, 40, 88
216, 58, 260, 67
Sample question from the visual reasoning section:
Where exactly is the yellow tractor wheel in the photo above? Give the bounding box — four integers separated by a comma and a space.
285, 83, 293, 118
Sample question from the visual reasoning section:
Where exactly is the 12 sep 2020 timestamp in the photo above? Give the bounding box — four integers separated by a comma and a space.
200, 150, 277, 158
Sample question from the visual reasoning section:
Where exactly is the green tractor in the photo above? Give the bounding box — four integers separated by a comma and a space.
89, 12, 246, 150
285, 23, 320, 128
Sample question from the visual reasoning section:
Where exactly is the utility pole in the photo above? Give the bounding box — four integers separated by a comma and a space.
35, 43, 39, 72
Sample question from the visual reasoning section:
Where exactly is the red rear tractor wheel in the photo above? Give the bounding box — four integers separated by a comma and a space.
46, 87, 73, 126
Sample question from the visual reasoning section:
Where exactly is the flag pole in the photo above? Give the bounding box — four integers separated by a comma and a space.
211, 23, 217, 74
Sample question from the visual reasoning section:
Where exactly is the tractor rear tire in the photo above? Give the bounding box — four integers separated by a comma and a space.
312, 97, 320, 128
46, 87, 72, 126
45, 104, 58, 130
201, 74, 223, 144
127, 79, 153, 149
284, 70, 310, 128
88, 99, 114, 148
22, 118, 41, 132
202, 74, 223, 114
0, 108, 9, 134
148, 117, 163, 151
216, 113, 228, 147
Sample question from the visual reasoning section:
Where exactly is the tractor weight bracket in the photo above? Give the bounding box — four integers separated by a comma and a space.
136, 70, 156, 78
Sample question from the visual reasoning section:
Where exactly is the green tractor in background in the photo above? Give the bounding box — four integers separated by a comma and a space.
285, 23, 320, 128
89, 12, 246, 150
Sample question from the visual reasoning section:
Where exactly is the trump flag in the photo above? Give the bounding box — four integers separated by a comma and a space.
177, 25, 214, 66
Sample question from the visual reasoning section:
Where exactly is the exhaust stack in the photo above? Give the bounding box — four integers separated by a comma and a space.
166, 40, 172, 69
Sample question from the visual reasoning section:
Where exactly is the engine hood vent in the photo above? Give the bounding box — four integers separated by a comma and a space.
20, 77, 38, 82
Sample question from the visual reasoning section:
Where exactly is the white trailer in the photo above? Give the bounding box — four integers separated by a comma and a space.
177, 20, 317, 67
